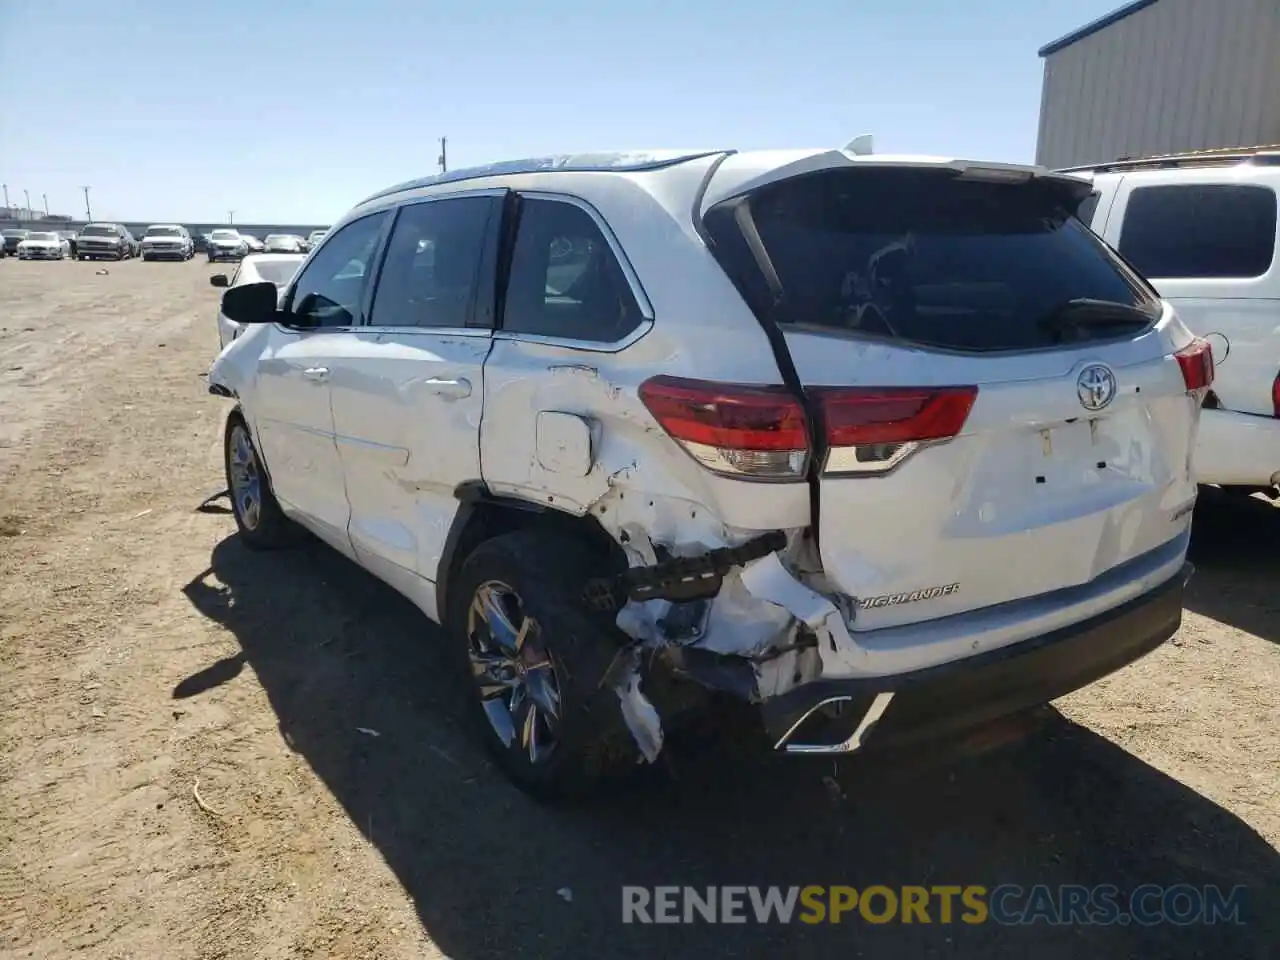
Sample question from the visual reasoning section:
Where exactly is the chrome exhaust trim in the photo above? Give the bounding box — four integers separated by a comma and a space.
774, 691, 895, 755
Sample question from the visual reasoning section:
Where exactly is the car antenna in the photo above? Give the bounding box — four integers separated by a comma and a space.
844, 134, 874, 155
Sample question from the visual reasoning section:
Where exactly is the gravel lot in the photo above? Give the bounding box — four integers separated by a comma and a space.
1, 258, 1277, 959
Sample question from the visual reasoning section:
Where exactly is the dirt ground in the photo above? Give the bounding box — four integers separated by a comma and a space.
0, 258, 1277, 959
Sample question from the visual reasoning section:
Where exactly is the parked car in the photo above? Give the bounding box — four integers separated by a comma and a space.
207, 229, 248, 263
263, 233, 305, 253
305, 228, 328, 251
208, 147, 1206, 799
209, 253, 306, 350
140, 223, 195, 261
1, 229, 29, 256
194, 233, 213, 254
240, 233, 265, 253
76, 222, 134, 261
1066, 147, 1278, 496
16, 230, 71, 260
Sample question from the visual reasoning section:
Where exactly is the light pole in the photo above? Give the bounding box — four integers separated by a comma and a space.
228, 210, 234, 225
81, 186, 92, 221
42, 194, 49, 216
438, 136, 447, 173
23, 190, 31, 220
2, 184, 8, 211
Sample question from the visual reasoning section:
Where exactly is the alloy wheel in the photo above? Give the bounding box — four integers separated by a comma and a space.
466, 581, 562, 765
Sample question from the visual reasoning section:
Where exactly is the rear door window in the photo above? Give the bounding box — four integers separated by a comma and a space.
1117, 184, 1278, 279
705, 168, 1158, 353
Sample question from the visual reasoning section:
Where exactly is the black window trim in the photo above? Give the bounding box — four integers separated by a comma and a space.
492, 190, 655, 353
360, 187, 506, 337
278, 208, 394, 332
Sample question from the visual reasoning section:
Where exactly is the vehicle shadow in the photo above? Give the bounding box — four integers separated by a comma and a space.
180, 533, 1280, 959
1186, 488, 1280, 645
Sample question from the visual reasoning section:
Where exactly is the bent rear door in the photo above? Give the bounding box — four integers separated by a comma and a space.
705, 163, 1203, 631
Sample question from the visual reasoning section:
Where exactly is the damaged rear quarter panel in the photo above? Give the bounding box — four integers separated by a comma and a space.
477, 333, 811, 540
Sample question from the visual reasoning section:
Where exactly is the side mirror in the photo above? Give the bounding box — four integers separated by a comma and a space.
221, 280, 279, 325
209, 274, 230, 288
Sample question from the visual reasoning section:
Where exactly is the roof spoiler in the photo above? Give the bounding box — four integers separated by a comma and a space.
844, 134, 874, 156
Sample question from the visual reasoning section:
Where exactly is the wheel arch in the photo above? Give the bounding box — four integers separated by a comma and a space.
436, 481, 627, 618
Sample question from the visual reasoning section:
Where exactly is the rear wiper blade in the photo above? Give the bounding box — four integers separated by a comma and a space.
1037, 298, 1157, 338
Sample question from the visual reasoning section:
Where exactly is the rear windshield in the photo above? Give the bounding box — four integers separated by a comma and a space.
211, 230, 240, 241
3, 230, 29, 238
706, 168, 1158, 353
254, 260, 302, 285
146, 226, 182, 237
81, 225, 120, 237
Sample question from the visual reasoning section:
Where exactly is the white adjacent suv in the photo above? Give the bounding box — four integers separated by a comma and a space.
208, 147, 1207, 799
1065, 148, 1280, 496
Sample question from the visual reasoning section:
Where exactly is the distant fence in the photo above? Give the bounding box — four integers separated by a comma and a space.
0, 218, 328, 236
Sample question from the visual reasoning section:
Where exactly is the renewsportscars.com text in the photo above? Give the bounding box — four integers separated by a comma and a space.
621, 884, 1246, 926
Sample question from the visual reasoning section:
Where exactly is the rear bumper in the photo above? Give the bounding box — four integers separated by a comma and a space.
1193, 407, 1280, 487
762, 562, 1190, 754
143, 249, 189, 259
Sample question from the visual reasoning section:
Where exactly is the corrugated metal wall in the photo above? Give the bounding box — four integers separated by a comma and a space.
1036, 0, 1280, 169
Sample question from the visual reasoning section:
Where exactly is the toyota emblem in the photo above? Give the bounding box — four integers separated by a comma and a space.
1076, 364, 1117, 411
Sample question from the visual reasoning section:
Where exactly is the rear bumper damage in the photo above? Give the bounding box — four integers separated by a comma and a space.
589, 520, 1190, 763
763, 562, 1189, 754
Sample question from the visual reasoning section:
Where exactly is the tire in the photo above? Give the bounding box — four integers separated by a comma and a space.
446, 528, 638, 801
223, 412, 296, 549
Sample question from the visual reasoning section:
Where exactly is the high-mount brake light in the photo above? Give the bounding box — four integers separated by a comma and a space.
811, 386, 978, 475
1174, 338, 1214, 393
638, 376, 809, 480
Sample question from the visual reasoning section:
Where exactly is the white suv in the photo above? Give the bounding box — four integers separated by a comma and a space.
1066, 148, 1280, 495
208, 148, 1206, 799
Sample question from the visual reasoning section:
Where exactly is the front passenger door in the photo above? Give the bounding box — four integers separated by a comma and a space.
251, 211, 390, 550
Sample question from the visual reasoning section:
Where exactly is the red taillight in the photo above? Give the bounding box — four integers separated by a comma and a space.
1175, 338, 1214, 392
638, 376, 809, 480
1273, 372, 1280, 418
811, 386, 978, 474
638, 376, 979, 480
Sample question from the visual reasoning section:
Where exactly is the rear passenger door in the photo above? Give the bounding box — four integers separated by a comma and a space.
1101, 173, 1280, 414
326, 192, 501, 602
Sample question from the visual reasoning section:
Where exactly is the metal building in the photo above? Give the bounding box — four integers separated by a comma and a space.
1035, 0, 1280, 170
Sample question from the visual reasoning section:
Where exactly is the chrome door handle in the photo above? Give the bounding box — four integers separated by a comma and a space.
302, 366, 330, 382
424, 377, 472, 399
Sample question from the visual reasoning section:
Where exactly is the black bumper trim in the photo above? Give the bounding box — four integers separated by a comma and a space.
762, 563, 1191, 753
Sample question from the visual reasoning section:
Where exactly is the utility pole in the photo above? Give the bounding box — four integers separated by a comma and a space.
438, 136, 447, 173
81, 186, 92, 221
42, 194, 49, 216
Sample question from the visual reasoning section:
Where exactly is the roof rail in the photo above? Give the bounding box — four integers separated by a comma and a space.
1058, 144, 1280, 174
358, 150, 730, 206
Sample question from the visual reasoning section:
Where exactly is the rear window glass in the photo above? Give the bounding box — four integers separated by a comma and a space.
1118, 184, 1277, 279
1075, 191, 1101, 228
254, 260, 302, 285
706, 169, 1156, 353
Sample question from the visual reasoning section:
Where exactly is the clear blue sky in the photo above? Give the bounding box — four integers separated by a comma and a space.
0, 0, 1120, 224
